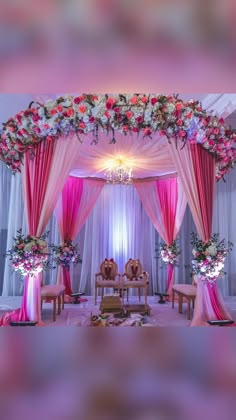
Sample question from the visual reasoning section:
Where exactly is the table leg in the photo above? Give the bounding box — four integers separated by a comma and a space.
172, 290, 175, 308
178, 294, 183, 314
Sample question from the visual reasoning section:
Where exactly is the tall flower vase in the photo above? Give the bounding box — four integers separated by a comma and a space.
25, 272, 45, 325
191, 276, 232, 326
166, 264, 175, 298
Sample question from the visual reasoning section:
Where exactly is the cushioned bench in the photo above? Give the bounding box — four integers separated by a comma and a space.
172, 284, 197, 320
41, 285, 65, 322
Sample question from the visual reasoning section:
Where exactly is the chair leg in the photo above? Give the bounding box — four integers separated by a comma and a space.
95, 287, 97, 305
127, 288, 129, 302
41, 300, 43, 311
53, 299, 56, 322
138, 288, 141, 302
62, 292, 65, 310
102, 288, 104, 300
58, 295, 61, 315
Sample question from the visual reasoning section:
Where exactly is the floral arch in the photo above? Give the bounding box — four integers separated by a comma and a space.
0, 94, 235, 180
0, 94, 235, 327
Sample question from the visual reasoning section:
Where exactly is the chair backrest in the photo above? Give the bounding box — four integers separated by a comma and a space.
100, 259, 118, 280
124, 259, 143, 280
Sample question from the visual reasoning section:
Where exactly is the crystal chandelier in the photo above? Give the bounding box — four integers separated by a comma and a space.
105, 161, 133, 185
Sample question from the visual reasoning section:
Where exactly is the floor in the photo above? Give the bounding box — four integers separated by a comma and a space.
0, 295, 236, 326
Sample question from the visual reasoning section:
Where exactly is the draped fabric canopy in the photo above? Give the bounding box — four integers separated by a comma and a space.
70, 132, 176, 179
0, 95, 235, 325
135, 177, 187, 294
54, 176, 105, 297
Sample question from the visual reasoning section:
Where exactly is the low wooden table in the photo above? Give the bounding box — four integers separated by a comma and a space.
123, 304, 151, 316
172, 284, 196, 320
100, 295, 123, 314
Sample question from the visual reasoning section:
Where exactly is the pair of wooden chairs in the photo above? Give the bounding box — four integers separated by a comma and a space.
94, 258, 149, 305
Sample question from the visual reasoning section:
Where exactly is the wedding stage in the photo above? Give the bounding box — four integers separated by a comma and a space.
1, 296, 236, 327
0, 93, 236, 327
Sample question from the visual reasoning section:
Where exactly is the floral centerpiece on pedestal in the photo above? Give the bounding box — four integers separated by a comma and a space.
51, 239, 82, 268
6, 229, 50, 276
191, 232, 233, 284
159, 241, 181, 266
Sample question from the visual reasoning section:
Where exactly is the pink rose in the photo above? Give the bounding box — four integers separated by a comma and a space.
175, 102, 184, 111
130, 96, 138, 105
126, 111, 133, 119
78, 105, 86, 113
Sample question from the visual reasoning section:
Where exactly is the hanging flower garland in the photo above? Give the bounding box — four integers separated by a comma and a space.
6, 229, 50, 277
0, 94, 235, 180
51, 239, 82, 269
191, 232, 233, 284
159, 241, 181, 266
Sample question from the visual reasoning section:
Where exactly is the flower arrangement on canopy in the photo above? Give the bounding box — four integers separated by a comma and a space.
51, 239, 82, 269
6, 230, 50, 277
191, 232, 233, 284
0, 94, 235, 180
159, 241, 181, 266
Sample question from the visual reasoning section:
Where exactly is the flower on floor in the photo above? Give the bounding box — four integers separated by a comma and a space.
51, 239, 82, 268
190, 232, 233, 283
6, 229, 50, 277
159, 241, 181, 265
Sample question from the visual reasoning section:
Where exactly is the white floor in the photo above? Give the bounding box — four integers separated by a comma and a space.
0, 295, 236, 326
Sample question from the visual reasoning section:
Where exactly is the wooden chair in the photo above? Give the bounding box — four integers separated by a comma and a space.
95, 259, 120, 305
41, 284, 65, 322
121, 259, 149, 305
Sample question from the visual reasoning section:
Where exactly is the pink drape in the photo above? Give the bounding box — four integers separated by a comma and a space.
135, 177, 187, 294
168, 141, 232, 325
54, 177, 105, 296
0, 134, 82, 326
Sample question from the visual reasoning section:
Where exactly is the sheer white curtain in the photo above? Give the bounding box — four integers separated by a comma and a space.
79, 184, 155, 295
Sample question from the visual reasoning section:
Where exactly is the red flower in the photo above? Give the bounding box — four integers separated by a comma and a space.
66, 108, 74, 117
144, 128, 152, 136
79, 122, 86, 129
106, 97, 116, 109
104, 111, 110, 118
57, 105, 63, 112
175, 102, 184, 111
122, 125, 129, 132
74, 97, 81, 104
130, 96, 138, 105
176, 119, 183, 126
132, 127, 139, 133
126, 111, 133, 119
89, 116, 95, 123
179, 130, 186, 137
151, 98, 158, 106
50, 109, 57, 116
136, 116, 144, 124
78, 105, 86, 113
141, 96, 148, 103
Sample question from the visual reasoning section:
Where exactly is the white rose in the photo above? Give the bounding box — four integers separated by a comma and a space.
207, 245, 217, 256
192, 249, 197, 257
24, 241, 34, 251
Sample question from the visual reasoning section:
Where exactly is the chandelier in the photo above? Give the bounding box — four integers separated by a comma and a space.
105, 160, 133, 185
